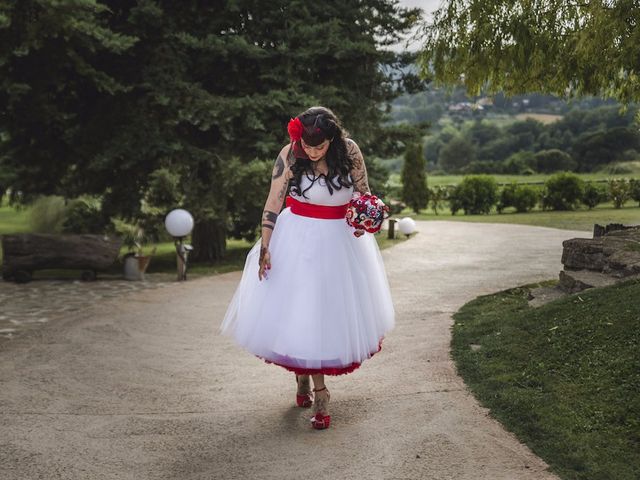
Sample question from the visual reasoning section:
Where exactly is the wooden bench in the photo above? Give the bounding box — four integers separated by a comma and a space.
1, 234, 122, 283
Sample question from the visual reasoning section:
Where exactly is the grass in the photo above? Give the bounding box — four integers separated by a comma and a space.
0, 202, 30, 234
389, 172, 640, 188
399, 202, 640, 232
451, 278, 640, 480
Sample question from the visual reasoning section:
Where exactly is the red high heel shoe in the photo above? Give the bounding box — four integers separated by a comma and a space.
310, 387, 331, 430
295, 375, 313, 408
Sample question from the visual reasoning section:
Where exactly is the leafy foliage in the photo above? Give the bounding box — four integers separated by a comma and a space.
421, 1, 640, 103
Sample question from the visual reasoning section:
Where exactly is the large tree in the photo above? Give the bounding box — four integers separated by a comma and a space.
0, 0, 424, 261
420, 1, 640, 103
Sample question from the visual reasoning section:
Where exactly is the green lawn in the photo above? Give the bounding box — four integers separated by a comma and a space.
400, 202, 640, 232
451, 278, 640, 480
0, 202, 30, 234
389, 172, 640, 188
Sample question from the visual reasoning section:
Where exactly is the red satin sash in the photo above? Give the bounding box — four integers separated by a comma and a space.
286, 196, 348, 219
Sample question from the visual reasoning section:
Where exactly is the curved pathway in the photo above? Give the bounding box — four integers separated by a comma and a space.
0, 221, 591, 480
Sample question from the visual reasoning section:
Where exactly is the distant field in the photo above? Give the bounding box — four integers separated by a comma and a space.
515, 113, 563, 124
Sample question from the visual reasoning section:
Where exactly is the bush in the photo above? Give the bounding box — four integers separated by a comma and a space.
498, 183, 539, 213
449, 175, 498, 215
428, 185, 447, 215
582, 182, 606, 210
608, 178, 631, 209
630, 179, 640, 207
29, 196, 67, 233
541, 173, 585, 211
62, 197, 106, 234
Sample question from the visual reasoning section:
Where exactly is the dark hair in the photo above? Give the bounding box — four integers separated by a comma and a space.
289, 106, 354, 198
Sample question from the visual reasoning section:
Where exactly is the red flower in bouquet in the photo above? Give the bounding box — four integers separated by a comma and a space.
287, 117, 304, 142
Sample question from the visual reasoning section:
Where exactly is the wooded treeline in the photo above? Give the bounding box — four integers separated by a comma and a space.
0, 0, 425, 260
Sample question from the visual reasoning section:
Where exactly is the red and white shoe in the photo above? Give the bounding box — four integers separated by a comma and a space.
310, 387, 331, 430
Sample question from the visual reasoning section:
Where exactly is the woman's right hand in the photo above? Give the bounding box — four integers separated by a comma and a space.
258, 244, 271, 281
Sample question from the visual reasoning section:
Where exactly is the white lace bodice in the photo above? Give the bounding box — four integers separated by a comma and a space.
289, 173, 353, 206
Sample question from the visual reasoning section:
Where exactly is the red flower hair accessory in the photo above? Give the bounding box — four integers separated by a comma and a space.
287, 117, 304, 142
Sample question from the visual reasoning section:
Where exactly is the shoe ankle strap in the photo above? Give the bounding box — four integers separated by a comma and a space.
313, 386, 327, 392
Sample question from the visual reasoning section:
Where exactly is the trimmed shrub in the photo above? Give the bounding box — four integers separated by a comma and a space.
498, 183, 539, 213
449, 175, 498, 215
541, 173, 585, 211
608, 178, 631, 209
62, 197, 106, 234
630, 179, 640, 207
582, 182, 606, 210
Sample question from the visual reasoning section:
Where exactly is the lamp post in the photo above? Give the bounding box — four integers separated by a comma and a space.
165, 209, 194, 281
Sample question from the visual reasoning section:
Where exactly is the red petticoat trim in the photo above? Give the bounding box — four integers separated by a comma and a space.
257, 338, 384, 376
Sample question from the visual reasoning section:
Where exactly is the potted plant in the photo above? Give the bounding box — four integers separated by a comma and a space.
114, 220, 156, 281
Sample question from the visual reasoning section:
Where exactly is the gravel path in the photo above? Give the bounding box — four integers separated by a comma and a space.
0, 221, 591, 480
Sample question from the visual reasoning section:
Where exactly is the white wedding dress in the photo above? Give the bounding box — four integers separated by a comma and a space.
220, 173, 395, 375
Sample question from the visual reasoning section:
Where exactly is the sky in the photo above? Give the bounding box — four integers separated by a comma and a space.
399, 0, 442, 16
393, 0, 443, 51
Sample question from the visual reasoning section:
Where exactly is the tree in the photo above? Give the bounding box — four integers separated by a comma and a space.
439, 136, 474, 172
533, 149, 577, 174
401, 143, 429, 214
0, 1, 424, 261
420, 1, 640, 103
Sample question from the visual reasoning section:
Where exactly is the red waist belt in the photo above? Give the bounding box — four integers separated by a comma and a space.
286, 196, 348, 219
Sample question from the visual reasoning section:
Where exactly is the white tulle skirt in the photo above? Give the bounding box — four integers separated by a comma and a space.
220, 206, 395, 375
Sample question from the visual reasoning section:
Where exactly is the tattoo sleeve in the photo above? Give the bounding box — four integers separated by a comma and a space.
347, 139, 370, 194
272, 153, 285, 179
262, 210, 278, 230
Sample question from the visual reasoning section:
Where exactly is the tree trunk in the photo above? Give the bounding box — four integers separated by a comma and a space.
191, 218, 226, 262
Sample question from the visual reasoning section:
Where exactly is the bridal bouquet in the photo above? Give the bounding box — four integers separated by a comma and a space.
346, 193, 389, 235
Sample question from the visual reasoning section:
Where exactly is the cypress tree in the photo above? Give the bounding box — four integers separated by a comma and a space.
401, 143, 429, 214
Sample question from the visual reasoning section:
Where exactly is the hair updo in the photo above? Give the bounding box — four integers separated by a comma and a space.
289, 106, 355, 198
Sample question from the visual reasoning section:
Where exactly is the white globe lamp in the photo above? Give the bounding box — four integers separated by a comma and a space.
398, 217, 416, 237
165, 209, 195, 281
165, 209, 194, 238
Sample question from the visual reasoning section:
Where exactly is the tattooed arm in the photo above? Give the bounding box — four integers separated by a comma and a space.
346, 138, 371, 196
259, 143, 294, 280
